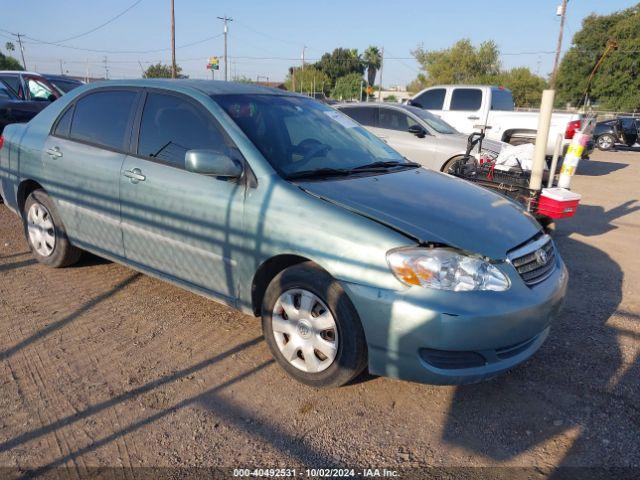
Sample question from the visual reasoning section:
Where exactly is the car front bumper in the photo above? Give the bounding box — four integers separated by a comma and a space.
340, 256, 568, 385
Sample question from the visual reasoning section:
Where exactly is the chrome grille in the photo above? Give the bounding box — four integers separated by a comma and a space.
508, 234, 556, 286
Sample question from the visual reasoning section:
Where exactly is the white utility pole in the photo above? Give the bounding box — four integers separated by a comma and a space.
217, 15, 233, 81
301, 45, 306, 70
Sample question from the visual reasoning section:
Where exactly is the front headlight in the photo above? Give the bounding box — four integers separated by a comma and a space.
386, 247, 510, 291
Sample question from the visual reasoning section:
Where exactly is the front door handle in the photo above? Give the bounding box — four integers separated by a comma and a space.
467, 115, 480, 120
46, 146, 63, 158
123, 168, 146, 183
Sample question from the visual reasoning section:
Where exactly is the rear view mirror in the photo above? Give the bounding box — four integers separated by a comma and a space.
408, 124, 426, 138
185, 150, 243, 178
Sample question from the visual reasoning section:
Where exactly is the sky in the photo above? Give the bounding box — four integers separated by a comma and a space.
1, 0, 634, 87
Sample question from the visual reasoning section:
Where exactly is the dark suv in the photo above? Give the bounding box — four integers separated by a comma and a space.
0, 71, 61, 133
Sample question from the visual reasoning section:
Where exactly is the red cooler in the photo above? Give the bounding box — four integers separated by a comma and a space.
537, 187, 581, 219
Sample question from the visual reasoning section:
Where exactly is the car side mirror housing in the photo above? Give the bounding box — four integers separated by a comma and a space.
408, 124, 426, 138
185, 149, 243, 178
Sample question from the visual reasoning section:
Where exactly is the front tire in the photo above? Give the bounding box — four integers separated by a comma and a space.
596, 134, 615, 151
261, 262, 368, 388
442, 155, 467, 174
23, 189, 81, 268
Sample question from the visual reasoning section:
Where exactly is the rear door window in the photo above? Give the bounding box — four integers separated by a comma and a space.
339, 107, 378, 127
450, 88, 482, 111
378, 108, 419, 132
137, 92, 229, 168
26, 78, 56, 101
412, 88, 446, 110
69, 90, 137, 151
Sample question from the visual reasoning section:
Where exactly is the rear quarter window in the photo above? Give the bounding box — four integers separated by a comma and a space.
69, 90, 137, 151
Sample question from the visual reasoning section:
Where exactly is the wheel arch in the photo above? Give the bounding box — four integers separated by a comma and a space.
251, 254, 324, 316
17, 179, 45, 215
502, 128, 537, 144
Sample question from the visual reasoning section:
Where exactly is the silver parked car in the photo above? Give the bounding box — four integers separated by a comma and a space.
0, 80, 567, 388
337, 102, 505, 172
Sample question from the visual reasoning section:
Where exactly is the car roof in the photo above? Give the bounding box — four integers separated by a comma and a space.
80, 79, 293, 96
336, 102, 422, 114
0, 70, 41, 76
41, 74, 83, 82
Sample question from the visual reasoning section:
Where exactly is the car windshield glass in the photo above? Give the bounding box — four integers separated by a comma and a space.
212, 94, 407, 177
408, 107, 458, 134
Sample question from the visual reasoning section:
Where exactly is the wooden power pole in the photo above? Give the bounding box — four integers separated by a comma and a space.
170, 0, 176, 78
217, 15, 233, 81
550, 0, 568, 89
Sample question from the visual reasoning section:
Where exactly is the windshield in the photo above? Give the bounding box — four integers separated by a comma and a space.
212, 94, 407, 177
408, 106, 458, 134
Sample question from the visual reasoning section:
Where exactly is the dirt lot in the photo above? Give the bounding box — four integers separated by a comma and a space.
0, 150, 639, 478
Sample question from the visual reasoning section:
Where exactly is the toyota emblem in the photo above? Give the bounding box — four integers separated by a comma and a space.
535, 248, 548, 265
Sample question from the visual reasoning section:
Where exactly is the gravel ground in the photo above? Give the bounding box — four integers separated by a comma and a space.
0, 149, 638, 478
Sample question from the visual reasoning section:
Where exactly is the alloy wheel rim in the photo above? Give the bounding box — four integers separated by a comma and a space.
271, 289, 338, 373
27, 202, 56, 257
598, 136, 613, 149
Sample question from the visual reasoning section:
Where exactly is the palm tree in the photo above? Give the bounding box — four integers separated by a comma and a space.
363, 46, 382, 89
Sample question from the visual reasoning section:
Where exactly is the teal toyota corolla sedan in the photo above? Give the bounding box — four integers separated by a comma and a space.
0, 80, 568, 387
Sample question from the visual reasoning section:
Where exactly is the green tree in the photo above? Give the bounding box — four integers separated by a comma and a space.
363, 46, 382, 88
406, 74, 428, 93
330, 72, 364, 101
556, 3, 640, 110
0, 51, 23, 70
412, 39, 500, 85
142, 62, 187, 79
498, 67, 547, 107
232, 75, 254, 83
408, 39, 547, 108
285, 66, 331, 95
313, 48, 364, 86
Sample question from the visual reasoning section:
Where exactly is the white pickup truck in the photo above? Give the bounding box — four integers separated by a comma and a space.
408, 85, 586, 156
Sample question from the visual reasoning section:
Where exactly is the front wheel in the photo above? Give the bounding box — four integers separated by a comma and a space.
441, 155, 467, 174
23, 189, 81, 267
596, 134, 616, 151
261, 262, 368, 388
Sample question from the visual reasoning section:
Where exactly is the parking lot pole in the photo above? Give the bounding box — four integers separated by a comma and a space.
530, 89, 555, 191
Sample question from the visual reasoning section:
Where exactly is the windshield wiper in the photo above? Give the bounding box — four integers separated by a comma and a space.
351, 160, 420, 171
285, 167, 353, 180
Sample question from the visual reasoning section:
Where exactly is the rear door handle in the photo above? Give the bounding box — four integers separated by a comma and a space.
46, 146, 63, 158
467, 116, 480, 120
123, 168, 146, 183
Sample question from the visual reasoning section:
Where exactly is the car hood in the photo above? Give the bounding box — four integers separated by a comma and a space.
296, 168, 541, 259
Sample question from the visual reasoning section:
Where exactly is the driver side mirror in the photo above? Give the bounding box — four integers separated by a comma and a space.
185, 149, 243, 178
408, 124, 426, 138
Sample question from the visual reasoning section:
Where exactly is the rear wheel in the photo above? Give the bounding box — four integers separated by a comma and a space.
596, 134, 615, 151
261, 262, 367, 388
23, 189, 81, 267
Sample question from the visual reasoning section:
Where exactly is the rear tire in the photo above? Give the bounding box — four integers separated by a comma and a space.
23, 189, 81, 268
261, 262, 368, 388
596, 134, 615, 151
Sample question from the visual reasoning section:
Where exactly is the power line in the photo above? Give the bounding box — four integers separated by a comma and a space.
52, 0, 144, 43
0, 28, 223, 55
